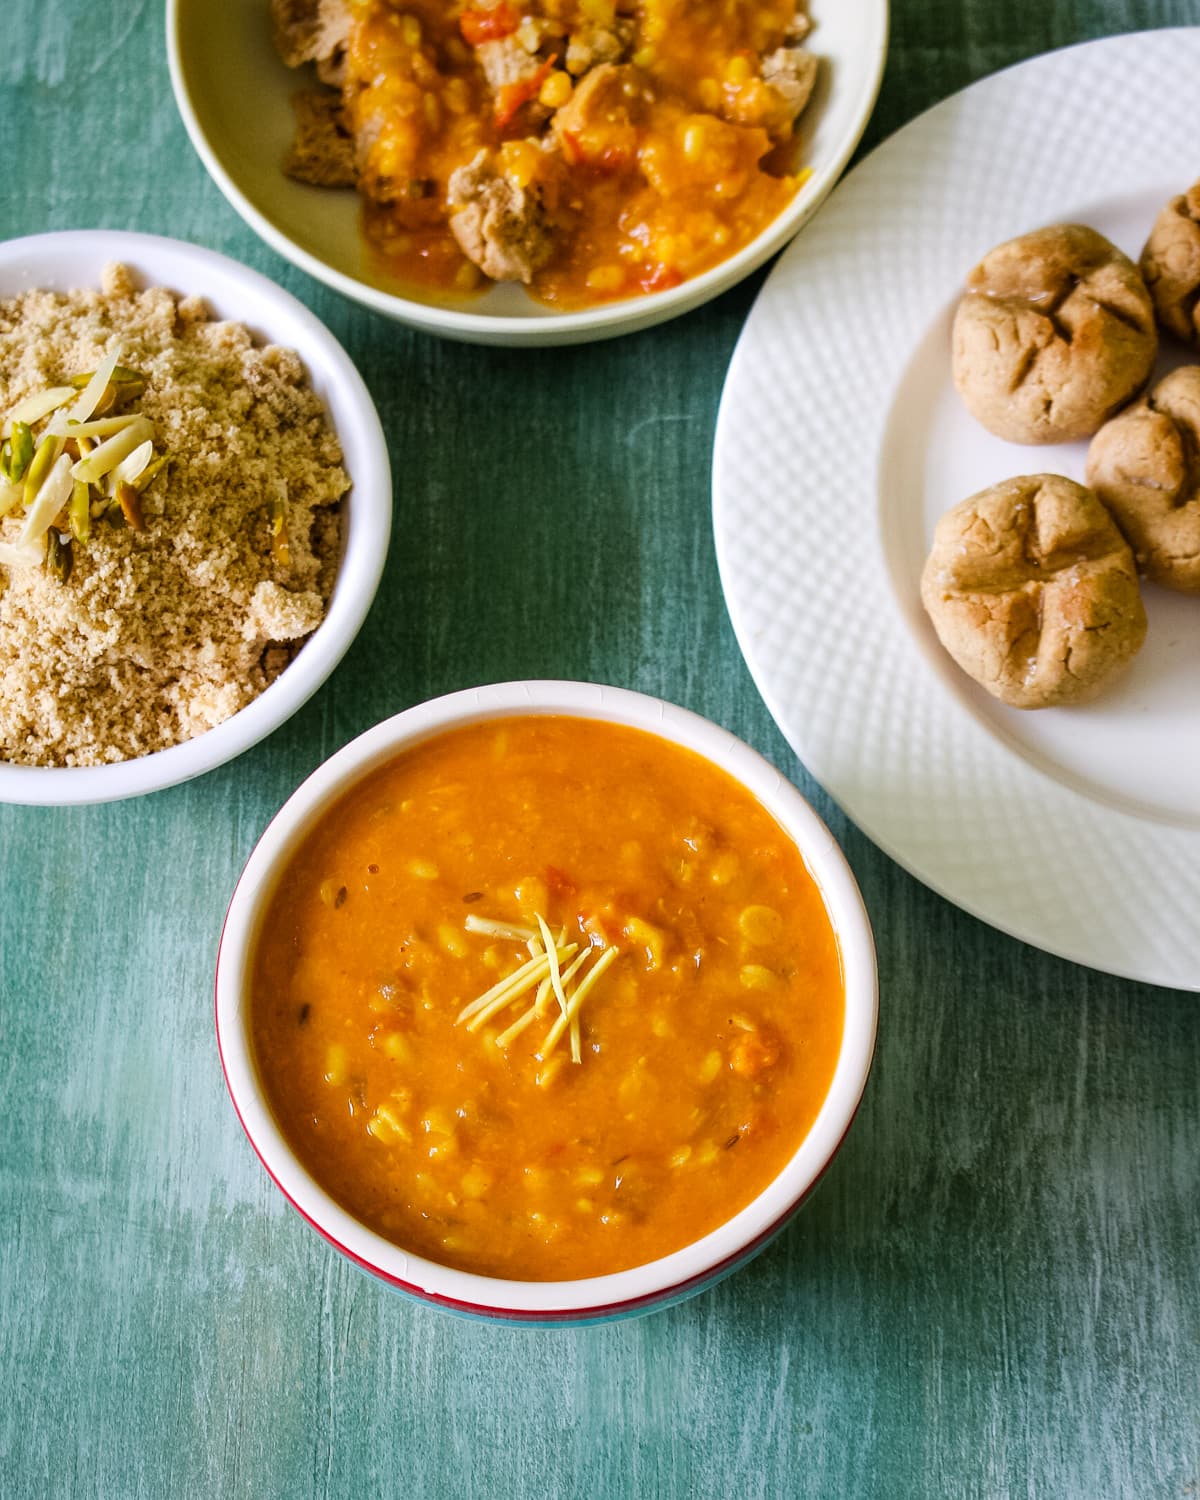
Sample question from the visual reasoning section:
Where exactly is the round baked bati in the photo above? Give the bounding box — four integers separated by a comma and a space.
1139, 181, 1200, 347
1087, 364, 1200, 593
920, 474, 1147, 709
952, 225, 1157, 444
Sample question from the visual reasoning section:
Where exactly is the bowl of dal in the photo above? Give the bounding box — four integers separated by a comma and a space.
215, 680, 877, 1322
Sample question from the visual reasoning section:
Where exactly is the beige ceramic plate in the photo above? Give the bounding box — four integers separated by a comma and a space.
166, 0, 888, 345
714, 30, 1200, 991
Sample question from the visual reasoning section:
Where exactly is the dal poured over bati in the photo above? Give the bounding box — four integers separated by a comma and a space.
952, 225, 1157, 445
271, 0, 819, 306
920, 475, 1147, 709
0, 264, 347, 766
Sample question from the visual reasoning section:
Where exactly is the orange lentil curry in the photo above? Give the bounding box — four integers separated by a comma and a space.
250, 716, 844, 1279
274, 0, 819, 306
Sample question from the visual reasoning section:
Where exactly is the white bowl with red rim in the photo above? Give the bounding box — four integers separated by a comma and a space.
215, 680, 878, 1323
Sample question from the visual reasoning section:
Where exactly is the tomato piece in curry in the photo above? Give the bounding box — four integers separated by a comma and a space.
279, 0, 818, 306
250, 717, 843, 1280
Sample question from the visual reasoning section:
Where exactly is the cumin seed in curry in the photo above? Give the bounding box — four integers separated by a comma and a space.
250, 716, 843, 1280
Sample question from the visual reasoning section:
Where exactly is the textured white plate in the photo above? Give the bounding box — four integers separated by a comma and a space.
713, 30, 1200, 991
167, 0, 887, 345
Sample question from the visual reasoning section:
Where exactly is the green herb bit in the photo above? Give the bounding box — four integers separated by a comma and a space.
23, 434, 60, 508
68, 480, 91, 544
45, 528, 73, 584
91, 384, 118, 417
134, 452, 169, 493
69, 364, 148, 394
8, 422, 33, 484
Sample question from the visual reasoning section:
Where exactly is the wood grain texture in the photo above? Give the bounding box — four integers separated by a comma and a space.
2, 3, 1199, 1496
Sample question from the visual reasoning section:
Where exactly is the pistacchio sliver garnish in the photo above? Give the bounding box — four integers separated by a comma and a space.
0, 346, 170, 579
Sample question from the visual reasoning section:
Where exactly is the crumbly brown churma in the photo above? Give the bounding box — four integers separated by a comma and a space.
0, 263, 348, 766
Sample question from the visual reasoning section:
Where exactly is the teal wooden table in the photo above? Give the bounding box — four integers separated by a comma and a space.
3, 4, 1199, 1496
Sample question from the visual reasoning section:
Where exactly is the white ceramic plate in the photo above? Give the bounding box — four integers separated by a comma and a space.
166, 0, 888, 346
0, 231, 391, 806
713, 29, 1200, 992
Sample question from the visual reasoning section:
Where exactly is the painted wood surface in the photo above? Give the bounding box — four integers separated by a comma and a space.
2, 3, 1198, 1496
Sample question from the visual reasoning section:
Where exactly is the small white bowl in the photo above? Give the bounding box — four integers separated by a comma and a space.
167, 0, 888, 346
0, 230, 391, 806
216, 680, 878, 1324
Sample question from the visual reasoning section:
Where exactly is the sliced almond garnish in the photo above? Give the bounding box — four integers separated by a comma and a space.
60, 347, 120, 428
16, 454, 73, 552
110, 439, 154, 489
56, 413, 142, 441
1, 366, 167, 578
71, 417, 153, 485
3, 386, 75, 434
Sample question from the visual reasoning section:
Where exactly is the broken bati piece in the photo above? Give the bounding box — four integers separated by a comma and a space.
952, 225, 1157, 444
920, 474, 1147, 709
1087, 364, 1200, 593
446, 146, 559, 285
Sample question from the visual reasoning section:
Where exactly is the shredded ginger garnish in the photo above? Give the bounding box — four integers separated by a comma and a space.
456, 911, 620, 1078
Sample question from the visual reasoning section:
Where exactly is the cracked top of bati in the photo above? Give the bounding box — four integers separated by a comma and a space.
951, 224, 1157, 445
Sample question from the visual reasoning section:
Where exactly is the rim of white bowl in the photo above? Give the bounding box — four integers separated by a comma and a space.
0, 229, 392, 806
215, 680, 878, 1318
165, 0, 889, 345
